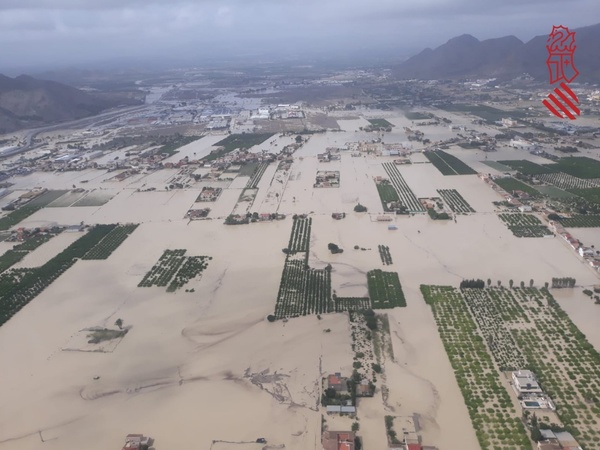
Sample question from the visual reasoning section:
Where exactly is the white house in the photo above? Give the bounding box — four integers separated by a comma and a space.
512, 370, 544, 395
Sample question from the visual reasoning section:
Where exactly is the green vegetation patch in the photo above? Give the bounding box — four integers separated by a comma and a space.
367, 118, 393, 128
437, 189, 475, 213
367, 270, 406, 309
246, 162, 270, 189
287, 217, 312, 254
275, 217, 331, 319
157, 135, 202, 157
559, 215, 600, 227
376, 182, 400, 212
0, 190, 69, 231
545, 156, 600, 179
206, 133, 272, 161
167, 256, 211, 292
404, 112, 430, 120
534, 185, 577, 198
493, 177, 541, 196
0, 225, 116, 327
0, 234, 54, 273
382, 163, 424, 212
440, 104, 526, 122
498, 160, 555, 175
378, 245, 392, 265
420, 285, 530, 449
568, 187, 600, 204
424, 150, 476, 175
498, 213, 552, 237
138, 249, 210, 291
481, 160, 513, 172
82, 224, 139, 260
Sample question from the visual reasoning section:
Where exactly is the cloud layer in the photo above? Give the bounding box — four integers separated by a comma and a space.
1, 0, 597, 70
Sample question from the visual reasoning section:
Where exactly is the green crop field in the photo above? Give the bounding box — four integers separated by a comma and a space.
424, 150, 477, 175
499, 160, 554, 175
493, 177, 540, 196
0, 190, 69, 231
545, 156, 600, 179
568, 187, 600, 204
404, 112, 430, 120
0, 225, 115, 327
367, 118, 393, 128
367, 270, 406, 309
207, 133, 273, 161
82, 224, 139, 260
559, 215, 600, 227
498, 213, 552, 237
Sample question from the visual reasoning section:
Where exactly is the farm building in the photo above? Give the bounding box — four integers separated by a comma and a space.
322, 431, 355, 450
512, 370, 543, 395
327, 373, 348, 393
326, 405, 356, 414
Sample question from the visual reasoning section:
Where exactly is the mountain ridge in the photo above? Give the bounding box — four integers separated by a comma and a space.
395, 23, 600, 82
0, 74, 144, 135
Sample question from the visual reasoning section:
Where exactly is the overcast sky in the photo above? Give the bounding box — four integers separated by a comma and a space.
1, 0, 597, 72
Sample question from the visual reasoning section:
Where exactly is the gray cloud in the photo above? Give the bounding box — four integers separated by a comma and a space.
0, 0, 597, 71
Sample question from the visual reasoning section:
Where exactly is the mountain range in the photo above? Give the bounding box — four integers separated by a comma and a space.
395, 23, 600, 82
0, 74, 144, 135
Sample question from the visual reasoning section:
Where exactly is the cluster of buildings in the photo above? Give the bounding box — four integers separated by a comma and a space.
549, 220, 600, 271
537, 429, 582, 450
317, 148, 342, 162
121, 434, 151, 450
511, 370, 556, 411
315, 171, 340, 188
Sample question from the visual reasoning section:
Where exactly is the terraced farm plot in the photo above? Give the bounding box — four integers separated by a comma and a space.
437, 189, 475, 213
82, 224, 139, 260
537, 172, 600, 190
420, 285, 530, 449
333, 297, 370, 312
382, 163, 424, 212
498, 213, 552, 237
0, 190, 69, 231
246, 162, 270, 189
493, 177, 540, 196
0, 224, 116, 328
367, 270, 406, 308
568, 187, 600, 204
545, 156, 600, 179
558, 215, 600, 227
499, 160, 555, 175
288, 217, 312, 253
423, 150, 477, 175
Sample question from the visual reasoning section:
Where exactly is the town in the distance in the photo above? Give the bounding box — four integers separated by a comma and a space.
1, 23, 600, 450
